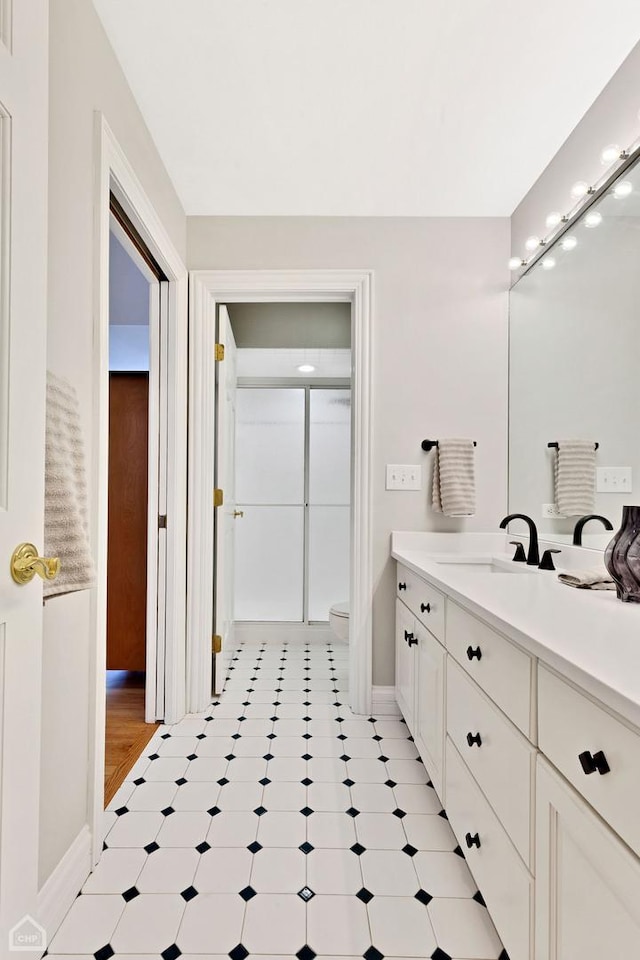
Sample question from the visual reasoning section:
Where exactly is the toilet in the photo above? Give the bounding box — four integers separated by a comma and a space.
329, 601, 349, 642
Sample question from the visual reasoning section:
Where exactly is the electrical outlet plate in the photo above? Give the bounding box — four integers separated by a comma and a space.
386, 464, 422, 491
542, 503, 566, 519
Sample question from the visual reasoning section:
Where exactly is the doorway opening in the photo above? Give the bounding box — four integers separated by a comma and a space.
104, 197, 166, 805
187, 269, 372, 717
212, 302, 352, 694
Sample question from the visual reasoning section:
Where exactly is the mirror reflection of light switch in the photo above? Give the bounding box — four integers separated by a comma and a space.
597, 467, 632, 493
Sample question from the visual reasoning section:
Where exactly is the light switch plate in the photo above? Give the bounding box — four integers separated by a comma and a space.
386, 464, 422, 491
597, 467, 632, 493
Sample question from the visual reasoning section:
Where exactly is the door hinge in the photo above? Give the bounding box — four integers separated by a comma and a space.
212, 635, 222, 654
215, 343, 225, 361
214, 488, 224, 507
158, 515, 167, 529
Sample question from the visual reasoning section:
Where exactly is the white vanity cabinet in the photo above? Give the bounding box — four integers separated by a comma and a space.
395, 566, 446, 797
393, 554, 640, 960
535, 758, 640, 960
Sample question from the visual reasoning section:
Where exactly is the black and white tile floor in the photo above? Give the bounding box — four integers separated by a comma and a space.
47, 627, 507, 960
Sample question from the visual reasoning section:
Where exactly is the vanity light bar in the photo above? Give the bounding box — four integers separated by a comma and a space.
509, 136, 640, 279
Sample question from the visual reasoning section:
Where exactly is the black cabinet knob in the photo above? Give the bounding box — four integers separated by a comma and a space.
466, 646, 482, 661
420, 602, 431, 614
465, 832, 481, 849
407, 633, 418, 647
398, 582, 407, 591
466, 732, 482, 747
579, 749, 611, 776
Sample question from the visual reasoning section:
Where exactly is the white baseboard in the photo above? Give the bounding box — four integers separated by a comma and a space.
371, 685, 400, 716
37, 825, 92, 943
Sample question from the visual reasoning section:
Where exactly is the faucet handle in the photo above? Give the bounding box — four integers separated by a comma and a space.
539, 548, 561, 571
509, 541, 527, 563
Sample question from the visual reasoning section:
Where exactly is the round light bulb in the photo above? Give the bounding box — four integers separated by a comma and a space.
560, 235, 577, 251
545, 211, 562, 229
600, 143, 622, 165
297, 364, 315, 373
613, 180, 633, 199
541, 257, 556, 270
584, 211, 602, 228
508, 256, 523, 270
525, 235, 541, 251
570, 180, 590, 199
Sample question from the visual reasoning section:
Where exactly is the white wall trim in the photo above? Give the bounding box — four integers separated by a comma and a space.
36, 826, 91, 943
371, 686, 400, 717
91, 114, 188, 867
187, 270, 374, 716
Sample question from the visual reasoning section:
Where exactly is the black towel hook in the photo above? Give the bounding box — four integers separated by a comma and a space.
422, 439, 477, 452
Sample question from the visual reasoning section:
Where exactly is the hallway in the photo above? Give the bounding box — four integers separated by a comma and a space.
48, 629, 504, 959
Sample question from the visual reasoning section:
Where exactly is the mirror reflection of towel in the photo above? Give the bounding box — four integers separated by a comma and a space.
554, 440, 596, 517
44, 372, 96, 598
431, 438, 476, 517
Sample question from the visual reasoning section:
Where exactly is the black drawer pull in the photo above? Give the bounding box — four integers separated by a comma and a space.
465, 832, 481, 849
579, 749, 611, 776
466, 732, 482, 747
398, 582, 407, 591
420, 602, 431, 614
407, 633, 418, 647
466, 645, 482, 661
404, 629, 411, 643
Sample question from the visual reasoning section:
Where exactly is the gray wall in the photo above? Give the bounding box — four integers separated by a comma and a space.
42, 0, 185, 888
227, 302, 351, 348
189, 216, 510, 686
512, 40, 640, 256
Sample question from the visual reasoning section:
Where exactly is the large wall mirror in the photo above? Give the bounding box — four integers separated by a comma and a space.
509, 153, 640, 548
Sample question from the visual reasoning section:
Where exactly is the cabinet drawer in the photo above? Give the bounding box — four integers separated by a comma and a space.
396, 563, 445, 642
538, 666, 640, 856
445, 739, 533, 960
447, 659, 535, 866
446, 601, 534, 738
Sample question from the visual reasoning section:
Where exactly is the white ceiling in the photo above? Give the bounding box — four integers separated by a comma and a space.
93, 0, 640, 217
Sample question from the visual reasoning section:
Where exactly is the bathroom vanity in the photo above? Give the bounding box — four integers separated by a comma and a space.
391, 531, 640, 960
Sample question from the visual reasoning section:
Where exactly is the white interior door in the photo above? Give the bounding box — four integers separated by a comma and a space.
213, 305, 237, 694
0, 2, 50, 948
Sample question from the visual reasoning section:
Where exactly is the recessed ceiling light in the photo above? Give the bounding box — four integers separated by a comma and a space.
297, 364, 315, 373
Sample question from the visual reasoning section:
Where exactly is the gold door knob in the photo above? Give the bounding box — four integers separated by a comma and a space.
233, 510, 244, 518
11, 543, 60, 585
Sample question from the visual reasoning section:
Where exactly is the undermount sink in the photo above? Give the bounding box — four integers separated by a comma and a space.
433, 556, 539, 574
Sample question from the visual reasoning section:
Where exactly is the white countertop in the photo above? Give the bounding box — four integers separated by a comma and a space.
391, 532, 640, 729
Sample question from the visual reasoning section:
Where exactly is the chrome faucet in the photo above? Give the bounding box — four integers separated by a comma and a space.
572, 514, 613, 546
499, 513, 540, 566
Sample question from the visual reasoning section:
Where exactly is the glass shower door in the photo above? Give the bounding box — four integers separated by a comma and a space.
234, 388, 305, 620
307, 389, 351, 621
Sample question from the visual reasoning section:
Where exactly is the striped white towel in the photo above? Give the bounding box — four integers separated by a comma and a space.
43, 372, 96, 598
554, 440, 596, 517
432, 438, 476, 517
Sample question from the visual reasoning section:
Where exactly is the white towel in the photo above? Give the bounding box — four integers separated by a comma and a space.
557, 568, 615, 590
554, 440, 596, 517
43, 372, 96, 598
431, 438, 476, 517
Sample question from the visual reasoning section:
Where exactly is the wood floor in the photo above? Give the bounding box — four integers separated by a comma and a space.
104, 670, 159, 807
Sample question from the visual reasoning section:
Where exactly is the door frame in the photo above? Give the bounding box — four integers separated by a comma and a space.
188, 270, 373, 716
90, 114, 188, 864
